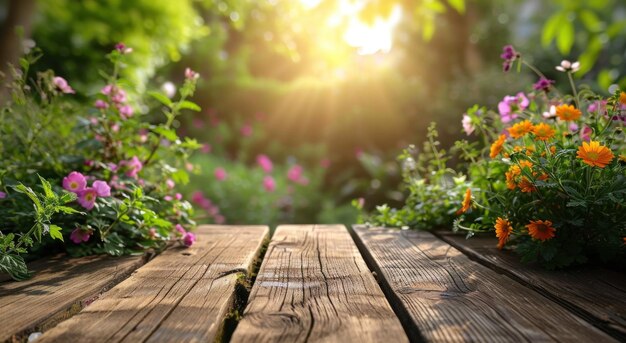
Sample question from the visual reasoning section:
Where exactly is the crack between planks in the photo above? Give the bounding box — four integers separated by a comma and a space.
433, 232, 626, 342
347, 226, 426, 343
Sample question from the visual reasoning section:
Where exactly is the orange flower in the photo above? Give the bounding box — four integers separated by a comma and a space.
519, 160, 533, 170
526, 220, 556, 241
507, 120, 534, 139
532, 123, 555, 141
495, 217, 513, 249
620, 92, 626, 106
518, 177, 536, 193
555, 104, 581, 121
490, 135, 506, 158
550, 146, 557, 154
456, 188, 472, 215
576, 141, 614, 168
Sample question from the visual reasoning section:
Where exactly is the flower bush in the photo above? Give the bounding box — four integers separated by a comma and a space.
454, 47, 625, 268
0, 45, 201, 280
363, 46, 625, 269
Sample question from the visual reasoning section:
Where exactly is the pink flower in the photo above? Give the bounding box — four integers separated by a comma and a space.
256, 154, 273, 173
588, 100, 607, 114
182, 232, 196, 247
498, 92, 529, 123
77, 188, 97, 210
175, 193, 182, 200
53, 76, 75, 94
263, 176, 276, 192
124, 156, 143, 178
93, 180, 111, 197
580, 126, 592, 141
166, 179, 175, 189
164, 195, 173, 201
70, 228, 93, 244
101, 84, 113, 95
175, 224, 186, 235
214, 167, 227, 181
186, 162, 194, 171
63, 172, 87, 193
240, 124, 253, 137
111, 90, 127, 104
94, 100, 109, 109
0, 191, 6, 199
115, 42, 132, 54
184, 68, 199, 80
118, 105, 133, 119
462, 114, 474, 135
191, 191, 206, 203
201, 144, 212, 154
287, 165, 303, 183
320, 158, 331, 169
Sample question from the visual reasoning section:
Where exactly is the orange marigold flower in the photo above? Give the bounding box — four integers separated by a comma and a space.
456, 188, 472, 215
532, 123, 555, 141
507, 120, 535, 139
555, 104, 582, 121
526, 220, 556, 241
490, 134, 506, 159
620, 92, 626, 106
495, 217, 513, 250
576, 141, 615, 168
519, 160, 533, 170
518, 177, 536, 193
550, 146, 557, 154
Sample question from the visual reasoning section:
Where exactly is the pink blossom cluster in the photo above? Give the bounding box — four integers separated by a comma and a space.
62, 171, 111, 210
498, 92, 529, 123
53, 76, 75, 94
173, 224, 196, 247
191, 191, 225, 224
98, 84, 133, 119
287, 164, 309, 185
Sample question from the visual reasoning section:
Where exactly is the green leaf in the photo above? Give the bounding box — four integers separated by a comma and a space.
576, 36, 602, 76
153, 126, 178, 142
49, 225, 64, 242
38, 175, 55, 200
542, 13, 562, 47
0, 253, 31, 281
179, 100, 201, 112
12, 184, 43, 212
148, 91, 173, 107
60, 192, 78, 204
447, 0, 465, 13
579, 10, 601, 32
57, 206, 82, 215
556, 18, 575, 55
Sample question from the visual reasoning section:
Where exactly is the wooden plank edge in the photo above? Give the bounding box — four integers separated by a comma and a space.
433, 231, 626, 342
214, 228, 270, 343
348, 225, 425, 343
6, 253, 152, 343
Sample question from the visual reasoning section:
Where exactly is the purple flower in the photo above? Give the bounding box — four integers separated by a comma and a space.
63, 172, 87, 193
462, 114, 474, 135
0, 191, 6, 199
124, 156, 143, 178
588, 100, 607, 114
101, 85, 113, 95
182, 232, 196, 247
70, 228, 93, 244
533, 77, 555, 92
115, 42, 132, 54
94, 100, 109, 109
287, 165, 303, 183
498, 92, 529, 123
500, 45, 519, 72
77, 188, 97, 210
263, 176, 276, 192
111, 89, 127, 104
93, 180, 111, 197
256, 154, 273, 173
53, 76, 75, 94
118, 105, 134, 119
214, 167, 227, 181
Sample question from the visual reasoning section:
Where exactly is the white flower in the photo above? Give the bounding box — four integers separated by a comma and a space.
161, 81, 176, 98
542, 105, 557, 118
556, 60, 580, 73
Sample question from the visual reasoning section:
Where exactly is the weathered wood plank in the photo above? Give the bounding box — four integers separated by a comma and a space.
37, 225, 269, 343
231, 224, 408, 343
0, 253, 146, 342
438, 232, 626, 340
353, 226, 617, 342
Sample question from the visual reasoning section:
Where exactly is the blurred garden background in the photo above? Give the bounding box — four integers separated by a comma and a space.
2, 0, 625, 227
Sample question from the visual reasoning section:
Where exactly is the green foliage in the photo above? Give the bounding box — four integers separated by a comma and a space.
0, 47, 200, 281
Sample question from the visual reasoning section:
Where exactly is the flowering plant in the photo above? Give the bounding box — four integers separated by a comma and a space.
0, 45, 201, 280
456, 46, 625, 268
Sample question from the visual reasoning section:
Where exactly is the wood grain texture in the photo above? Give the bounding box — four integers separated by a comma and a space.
438, 232, 626, 341
231, 224, 408, 343
0, 254, 145, 342
37, 225, 268, 343
353, 226, 617, 343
